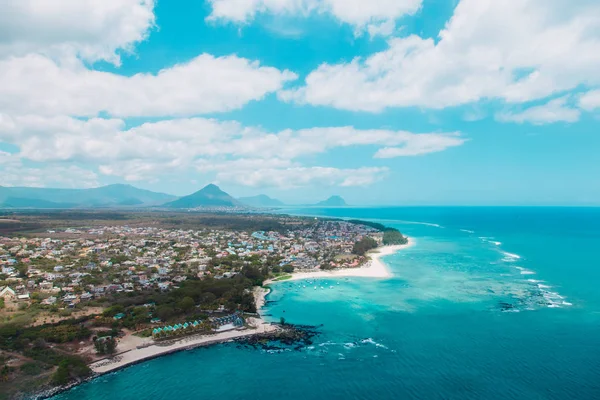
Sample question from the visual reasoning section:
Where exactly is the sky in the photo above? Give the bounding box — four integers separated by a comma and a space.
0, 0, 599, 206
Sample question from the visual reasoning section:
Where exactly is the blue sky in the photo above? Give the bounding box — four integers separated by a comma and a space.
0, 0, 599, 205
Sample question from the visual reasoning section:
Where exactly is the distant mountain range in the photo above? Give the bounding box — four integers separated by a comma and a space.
237, 194, 349, 208
164, 184, 240, 208
315, 195, 348, 207
0, 183, 348, 209
238, 194, 285, 208
0, 184, 176, 209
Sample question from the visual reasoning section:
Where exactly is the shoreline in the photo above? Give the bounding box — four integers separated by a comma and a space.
267, 237, 414, 283
82, 239, 414, 377
87, 316, 277, 375
35, 319, 279, 400
34, 238, 413, 398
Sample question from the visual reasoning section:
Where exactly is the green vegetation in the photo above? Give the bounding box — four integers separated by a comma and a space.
383, 229, 408, 245
347, 220, 386, 231
0, 209, 319, 237
352, 237, 378, 256
19, 362, 46, 376
35, 325, 91, 344
272, 265, 294, 274
93, 266, 269, 330
348, 219, 408, 246
93, 337, 117, 356
272, 275, 292, 282
0, 319, 92, 397
51, 357, 91, 385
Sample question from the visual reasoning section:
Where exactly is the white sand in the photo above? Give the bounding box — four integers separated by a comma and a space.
274, 237, 414, 283
253, 286, 270, 310
90, 317, 277, 374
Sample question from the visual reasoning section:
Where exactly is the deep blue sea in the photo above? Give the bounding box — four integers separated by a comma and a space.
53, 207, 600, 400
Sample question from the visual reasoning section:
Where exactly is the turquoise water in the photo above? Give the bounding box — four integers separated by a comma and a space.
53, 207, 600, 400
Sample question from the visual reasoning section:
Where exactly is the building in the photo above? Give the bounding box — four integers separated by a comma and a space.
0, 286, 17, 302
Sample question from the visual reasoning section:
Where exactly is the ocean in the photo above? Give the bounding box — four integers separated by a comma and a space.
52, 207, 600, 400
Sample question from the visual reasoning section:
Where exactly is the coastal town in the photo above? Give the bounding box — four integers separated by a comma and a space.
0, 219, 383, 304
0, 212, 408, 399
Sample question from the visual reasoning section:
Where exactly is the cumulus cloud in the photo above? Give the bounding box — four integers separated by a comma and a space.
207, 0, 421, 36
0, 54, 296, 117
0, 115, 465, 186
281, 0, 600, 111
0, 152, 98, 188
215, 165, 389, 188
496, 97, 581, 125
0, 0, 156, 65
579, 90, 600, 111
196, 158, 387, 188
0, 115, 465, 162
374, 133, 466, 157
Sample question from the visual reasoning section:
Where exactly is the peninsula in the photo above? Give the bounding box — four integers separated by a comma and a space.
0, 210, 409, 399
274, 239, 414, 282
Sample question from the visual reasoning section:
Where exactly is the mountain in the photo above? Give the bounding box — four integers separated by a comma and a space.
0, 184, 177, 209
163, 184, 240, 208
238, 194, 285, 208
315, 195, 348, 207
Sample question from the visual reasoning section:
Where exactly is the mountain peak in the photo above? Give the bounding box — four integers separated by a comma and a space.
316, 195, 347, 207
198, 183, 223, 193
164, 184, 239, 208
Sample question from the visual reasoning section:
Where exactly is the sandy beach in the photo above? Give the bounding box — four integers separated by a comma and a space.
89, 316, 276, 374
274, 237, 414, 282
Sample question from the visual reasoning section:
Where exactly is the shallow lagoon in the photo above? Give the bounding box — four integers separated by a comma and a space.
53, 207, 600, 400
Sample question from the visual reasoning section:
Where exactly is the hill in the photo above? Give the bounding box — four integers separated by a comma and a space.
163, 184, 240, 208
315, 195, 348, 207
238, 195, 285, 208
0, 184, 176, 209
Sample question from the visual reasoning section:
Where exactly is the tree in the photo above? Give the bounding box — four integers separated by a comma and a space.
51, 357, 91, 385
178, 296, 195, 312
352, 237, 378, 256
103, 305, 124, 317
105, 337, 117, 355
383, 229, 408, 245
156, 305, 175, 321
16, 263, 28, 278
94, 337, 117, 356
1, 365, 12, 382
282, 265, 294, 273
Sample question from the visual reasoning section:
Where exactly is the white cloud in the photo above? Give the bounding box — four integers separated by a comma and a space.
367, 20, 397, 38
579, 89, 600, 111
281, 0, 600, 111
207, 0, 421, 36
0, 115, 465, 162
0, 54, 296, 117
0, 0, 155, 65
374, 133, 466, 157
0, 114, 465, 186
195, 158, 387, 188
215, 165, 389, 188
497, 97, 581, 125
0, 1, 295, 119
0, 153, 98, 188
